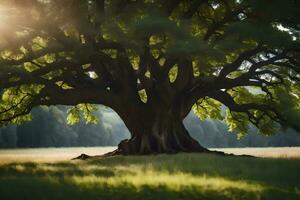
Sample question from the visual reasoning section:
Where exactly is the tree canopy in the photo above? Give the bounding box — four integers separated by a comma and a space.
0, 0, 300, 154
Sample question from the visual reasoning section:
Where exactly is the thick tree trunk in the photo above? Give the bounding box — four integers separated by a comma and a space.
114, 106, 208, 155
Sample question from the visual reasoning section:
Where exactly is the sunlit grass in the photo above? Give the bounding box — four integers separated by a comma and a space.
0, 147, 116, 164
1, 147, 300, 164
70, 171, 264, 199
213, 147, 300, 159
0, 153, 300, 200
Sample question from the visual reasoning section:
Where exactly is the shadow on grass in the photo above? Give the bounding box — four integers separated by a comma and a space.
0, 153, 299, 200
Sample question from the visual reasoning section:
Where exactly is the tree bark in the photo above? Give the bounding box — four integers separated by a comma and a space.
114, 105, 208, 155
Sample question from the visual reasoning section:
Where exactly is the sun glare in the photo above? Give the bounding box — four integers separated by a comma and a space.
0, 5, 11, 30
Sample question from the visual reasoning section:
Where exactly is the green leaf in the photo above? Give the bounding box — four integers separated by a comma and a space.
138, 89, 148, 104
193, 98, 224, 121
168, 65, 178, 83
225, 110, 249, 137
66, 107, 80, 125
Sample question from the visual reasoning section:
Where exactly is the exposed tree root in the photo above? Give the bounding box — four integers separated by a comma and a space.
71, 153, 91, 160
71, 149, 122, 160
71, 147, 254, 160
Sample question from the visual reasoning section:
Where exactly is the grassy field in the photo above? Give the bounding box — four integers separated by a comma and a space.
0, 148, 300, 200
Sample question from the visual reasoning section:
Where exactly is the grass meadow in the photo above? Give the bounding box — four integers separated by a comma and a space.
0, 147, 300, 200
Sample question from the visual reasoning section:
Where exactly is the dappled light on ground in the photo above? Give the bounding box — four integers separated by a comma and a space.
0, 153, 300, 200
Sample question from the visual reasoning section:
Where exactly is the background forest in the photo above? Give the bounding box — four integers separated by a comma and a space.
1, 106, 300, 148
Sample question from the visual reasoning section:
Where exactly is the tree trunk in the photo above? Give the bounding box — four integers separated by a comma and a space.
115, 105, 208, 155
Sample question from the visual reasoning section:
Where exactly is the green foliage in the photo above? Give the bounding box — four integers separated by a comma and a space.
0, 84, 44, 126
144, 70, 151, 78
138, 89, 148, 104
23, 62, 39, 72
66, 104, 98, 125
101, 49, 117, 59
168, 65, 178, 83
255, 113, 278, 136
225, 110, 250, 139
127, 50, 140, 70
271, 86, 300, 130
193, 98, 224, 121
66, 107, 81, 125
32, 37, 48, 51
223, 87, 283, 136
228, 87, 266, 105
224, 21, 293, 48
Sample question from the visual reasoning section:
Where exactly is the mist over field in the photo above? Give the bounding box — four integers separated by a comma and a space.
1, 106, 299, 148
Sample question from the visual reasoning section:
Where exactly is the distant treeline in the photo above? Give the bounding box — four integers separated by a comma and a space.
1, 106, 300, 148
185, 115, 300, 148
0, 106, 129, 148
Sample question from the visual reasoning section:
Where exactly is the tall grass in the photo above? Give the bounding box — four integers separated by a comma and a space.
0, 153, 300, 200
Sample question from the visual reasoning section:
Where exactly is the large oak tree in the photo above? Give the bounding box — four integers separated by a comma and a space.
0, 0, 300, 154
